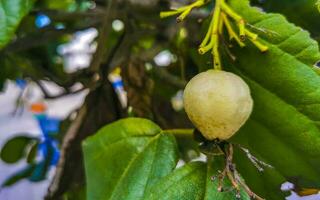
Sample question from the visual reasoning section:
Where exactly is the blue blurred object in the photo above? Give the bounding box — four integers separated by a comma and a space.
112, 79, 124, 88
34, 114, 61, 167
26, 114, 61, 181
50, 141, 60, 165
1, 114, 61, 186
35, 14, 51, 28
15, 79, 27, 89
35, 115, 60, 136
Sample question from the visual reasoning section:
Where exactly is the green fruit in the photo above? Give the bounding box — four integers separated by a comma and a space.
183, 70, 253, 140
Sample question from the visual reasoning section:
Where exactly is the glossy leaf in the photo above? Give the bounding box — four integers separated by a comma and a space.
251, 0, 320, 39
83, 118, 251, 199
0, 0, 35, 49
189, 0, 320, 198
83, 118, 179, 200
143, 158, 250, 200
0, 135, 36, 164
211, 0, 320, 198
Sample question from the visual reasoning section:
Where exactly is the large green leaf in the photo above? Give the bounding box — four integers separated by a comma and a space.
83, 118, 251, 200
209, 0, 320, 199
143, 157, 250, 200
0, 0, 35, 49
82, 118, 179, 200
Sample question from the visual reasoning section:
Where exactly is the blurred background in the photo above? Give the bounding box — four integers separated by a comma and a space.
1, 0, 320, 199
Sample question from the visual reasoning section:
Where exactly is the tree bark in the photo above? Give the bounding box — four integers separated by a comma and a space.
45, 82, 122, 199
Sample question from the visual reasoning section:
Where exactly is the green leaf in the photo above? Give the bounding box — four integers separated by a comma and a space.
143, 158, 250, 200
83, 118, 252, 200
213, 0, 320, 198
0, 135, 36, 164
82, 118, 179, 200
143, 162, 206, 200
252, 0, 320, 40
0, 0, 35, 49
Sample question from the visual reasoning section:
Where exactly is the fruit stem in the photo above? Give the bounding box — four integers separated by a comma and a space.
199, 14, 215, 48
161, 0, 269, 69
160, 0, 207, 22
221, 12, 245, 47
211, 0, 222, 70
163, 129, 194, 136
249, 38, 268, 52
220, 0, 247, 42
244, 29, 258, 40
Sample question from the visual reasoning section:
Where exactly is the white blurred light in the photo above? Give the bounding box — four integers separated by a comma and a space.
145, 63, 153, 71
171, 90, 184, 111
154, 50, 175, 67
112, 19, 124, 32
89, 1, 96, 9
57, 28, 98, 73
281, 182, 294, 191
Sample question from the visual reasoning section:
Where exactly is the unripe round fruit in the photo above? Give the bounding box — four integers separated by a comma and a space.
183, 70, 253, 140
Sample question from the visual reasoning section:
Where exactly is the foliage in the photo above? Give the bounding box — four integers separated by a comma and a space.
223, 0, 320, 198
0, 0, 35, 48
252, 0, 320, 40
83, 118, 250, 200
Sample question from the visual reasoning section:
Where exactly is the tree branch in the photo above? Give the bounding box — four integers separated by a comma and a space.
153, 67, 187, 89
34, 80, 86, 99
46, 105, 88, 198
2, 23, 100, 53
31, 8, 105, 22
88, 0, 116, 73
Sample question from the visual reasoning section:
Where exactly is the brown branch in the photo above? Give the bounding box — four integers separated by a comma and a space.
46, 105, 88, 198
45, 1, 121, 199
88, 0, 116, 73
31, 8, 105, 22
2, 23, 100, 53
34, 80, 86, 99
153, 68, 187, 89
101, 28, 127, 77
221, 144, 265, 200
45, 81, 122, 200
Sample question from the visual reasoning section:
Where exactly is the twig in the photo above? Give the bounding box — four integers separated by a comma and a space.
101, 29, 127, 77
222, 144, 265, 200
31, 8, 105, 22
2, 23, 100, 53
46, 2, 118, 198
153, 68, 187, 89
88, 0, 115, 73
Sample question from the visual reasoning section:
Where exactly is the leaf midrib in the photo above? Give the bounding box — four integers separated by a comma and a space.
87, 134, 155, 163
107, 134, 161, 200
